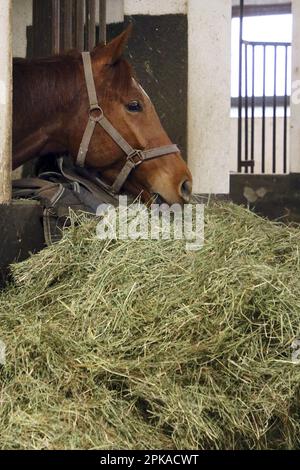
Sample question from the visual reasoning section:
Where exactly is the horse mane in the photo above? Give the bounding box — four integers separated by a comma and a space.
13, 53, 82, 131
13, 49, 135, 132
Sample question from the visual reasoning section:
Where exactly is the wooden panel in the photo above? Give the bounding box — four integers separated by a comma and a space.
32, 0, 107, 56
63, 0, 73, 51
31, 0, 53, 57
52, 0, 60, 53
99, 0, 106, 44
0, 202, 45, 288
75, 0, 84, 51
86, 0, 96, 50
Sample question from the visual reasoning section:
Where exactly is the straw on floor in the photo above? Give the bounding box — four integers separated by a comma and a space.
1, 202, 300, 450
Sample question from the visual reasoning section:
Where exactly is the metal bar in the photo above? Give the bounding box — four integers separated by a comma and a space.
232, 96, 290, 108
75, 0, 84, 51
283, 45, 289, 174
240, 161, 255, 168
245, 43, 249, 173
251, 45, 255, 174
243, 40, 291, 47
99, 0, 107, 44
86, 0, 96, 51
232, 3, 291, 18
64, 0, 73, 51
262, 45, 266, 173
237, 0, 244, 173
52, 0, 61, 54
272, 45, 277, 173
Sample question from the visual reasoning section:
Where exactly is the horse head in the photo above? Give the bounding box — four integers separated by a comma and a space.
68, 26, 192, 205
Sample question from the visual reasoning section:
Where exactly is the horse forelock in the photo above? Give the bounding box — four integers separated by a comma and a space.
100, 58, 136, 102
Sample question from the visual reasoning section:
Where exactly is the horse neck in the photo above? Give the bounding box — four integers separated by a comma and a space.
13, 55, 81, 138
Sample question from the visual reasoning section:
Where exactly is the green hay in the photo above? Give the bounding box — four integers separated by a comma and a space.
1, 202, 300, 450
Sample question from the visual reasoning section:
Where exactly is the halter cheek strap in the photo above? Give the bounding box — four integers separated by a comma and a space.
76, 51, 179, 194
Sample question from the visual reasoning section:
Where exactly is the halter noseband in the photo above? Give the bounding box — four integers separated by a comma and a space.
76, 52, 179, 194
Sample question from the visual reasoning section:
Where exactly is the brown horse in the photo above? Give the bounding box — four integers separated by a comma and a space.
13, 27, 192, 204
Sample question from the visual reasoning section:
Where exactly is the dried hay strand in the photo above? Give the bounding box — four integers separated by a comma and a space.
1, 202, 300, 449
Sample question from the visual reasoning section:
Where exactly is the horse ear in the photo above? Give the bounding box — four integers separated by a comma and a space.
93, 24, 132, 65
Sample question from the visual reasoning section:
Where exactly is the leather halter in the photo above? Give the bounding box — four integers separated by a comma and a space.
76, 52, 179, 194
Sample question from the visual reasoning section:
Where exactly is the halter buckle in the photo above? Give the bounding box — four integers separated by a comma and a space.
89, 105, 104, 122
127, 150, 145, 166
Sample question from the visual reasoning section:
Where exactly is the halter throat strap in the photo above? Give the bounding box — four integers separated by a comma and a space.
76, 51, 179, 194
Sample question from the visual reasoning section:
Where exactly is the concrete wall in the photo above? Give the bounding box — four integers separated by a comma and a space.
124, 0, 187, 15
290, 0, 300, 173
187, 0, 231, 194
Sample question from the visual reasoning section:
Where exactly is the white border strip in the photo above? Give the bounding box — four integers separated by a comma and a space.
124, 0, 187, 16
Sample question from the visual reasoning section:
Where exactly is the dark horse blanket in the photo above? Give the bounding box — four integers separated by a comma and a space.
12, 156, 120, 245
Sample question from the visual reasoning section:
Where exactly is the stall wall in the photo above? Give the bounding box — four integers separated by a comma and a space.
188, 0, 231, 194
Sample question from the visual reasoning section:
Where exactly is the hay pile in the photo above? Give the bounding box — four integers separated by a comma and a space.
1, 202, 300, 450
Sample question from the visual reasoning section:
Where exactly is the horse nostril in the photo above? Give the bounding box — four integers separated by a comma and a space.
180, 180, 192, 202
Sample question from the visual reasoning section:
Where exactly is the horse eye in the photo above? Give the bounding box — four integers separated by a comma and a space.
126, 101, 143, 113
